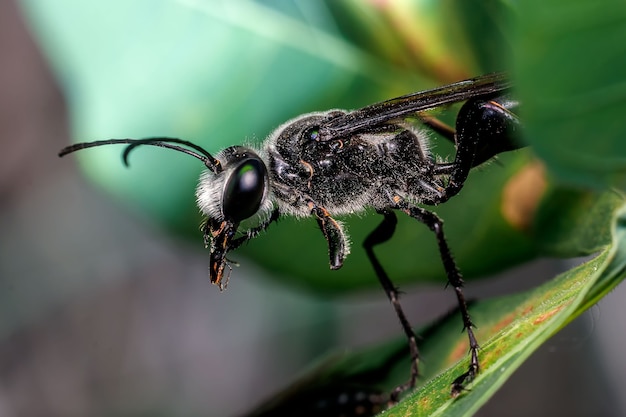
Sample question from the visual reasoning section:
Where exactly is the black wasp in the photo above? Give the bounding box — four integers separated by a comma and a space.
59, 72, 521, 411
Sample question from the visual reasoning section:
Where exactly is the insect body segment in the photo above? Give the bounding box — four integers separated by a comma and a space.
59, 73, 521, 411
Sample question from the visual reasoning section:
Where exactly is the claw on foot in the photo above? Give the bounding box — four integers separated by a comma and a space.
450, 363, 479, 398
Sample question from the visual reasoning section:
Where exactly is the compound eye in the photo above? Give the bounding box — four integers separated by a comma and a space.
222, 158, 267, 222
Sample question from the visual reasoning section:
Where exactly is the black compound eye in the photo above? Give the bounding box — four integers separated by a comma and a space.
222, 158, 267, 222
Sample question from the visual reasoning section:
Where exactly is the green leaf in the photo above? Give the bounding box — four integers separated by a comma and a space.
243, 194, 626, 416
533, 188, 623, 255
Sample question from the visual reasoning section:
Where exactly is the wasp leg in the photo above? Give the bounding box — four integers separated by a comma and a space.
394, 199, 479, 397
363, 208, 420, 404
310, 203, 349, 270
201, 219, 212, 249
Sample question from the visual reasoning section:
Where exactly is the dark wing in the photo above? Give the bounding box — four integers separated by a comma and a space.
317, 72, 511, 141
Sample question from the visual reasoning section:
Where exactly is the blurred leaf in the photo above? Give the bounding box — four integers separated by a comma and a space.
242, 196, 626, 416
322, 0, 473, 82
533, 188, 623, 255
443, 0, 516, 73
516, 0, 626, 190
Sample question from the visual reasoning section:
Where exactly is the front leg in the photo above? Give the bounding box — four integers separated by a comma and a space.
200, 209, 280, 289
308, 201, 350, 270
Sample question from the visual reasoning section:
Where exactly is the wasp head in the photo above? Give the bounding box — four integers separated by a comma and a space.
196, 145, 271, 288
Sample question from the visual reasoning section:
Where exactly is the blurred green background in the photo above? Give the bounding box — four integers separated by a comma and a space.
2, 0, 626, 416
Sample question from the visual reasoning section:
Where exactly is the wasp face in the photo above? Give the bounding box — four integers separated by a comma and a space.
196, 146, 271, 288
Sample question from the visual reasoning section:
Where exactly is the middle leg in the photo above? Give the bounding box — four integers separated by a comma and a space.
395, 199, 479, 396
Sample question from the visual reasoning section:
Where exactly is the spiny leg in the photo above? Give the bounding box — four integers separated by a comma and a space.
201, 219, 212, 249
363, 208, 419, 403
310, 202, 348, 270
201, 210, 280, 289
395, 200, 479, 396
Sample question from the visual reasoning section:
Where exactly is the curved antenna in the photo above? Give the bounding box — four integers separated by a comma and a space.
59, 137, 222, 173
